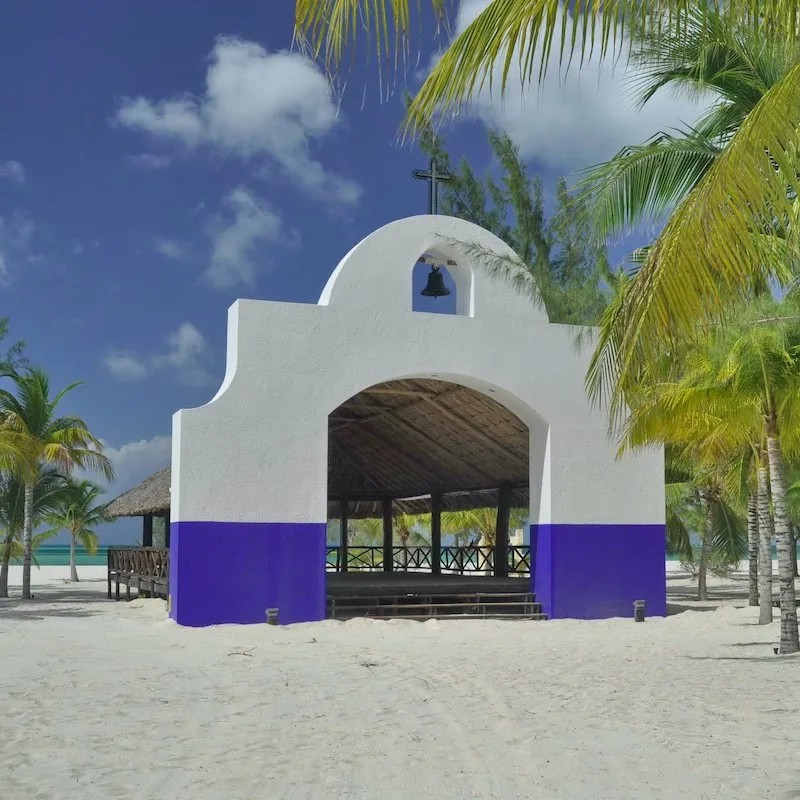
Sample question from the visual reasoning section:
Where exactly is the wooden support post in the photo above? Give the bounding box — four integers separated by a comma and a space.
494, 484, 512, 578
382, 498, 393, 573
340, 498, 349, 573
431, 491, 442, 576
142, 514, 153, 548
164, 509, 171, 548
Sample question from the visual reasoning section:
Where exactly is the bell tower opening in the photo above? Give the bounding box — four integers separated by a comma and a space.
412, 254, 467, 315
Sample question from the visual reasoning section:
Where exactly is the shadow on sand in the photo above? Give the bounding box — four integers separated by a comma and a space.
682, 653, 789, 663
666, 602, 720, 615
0, 578, 110, 621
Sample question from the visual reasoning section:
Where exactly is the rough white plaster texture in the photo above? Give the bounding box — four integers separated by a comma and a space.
171, 215, 664, 527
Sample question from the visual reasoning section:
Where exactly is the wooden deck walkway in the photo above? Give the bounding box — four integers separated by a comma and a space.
107, 547, 169, 601
106, 548, 545, 620
327, 572, 544, 620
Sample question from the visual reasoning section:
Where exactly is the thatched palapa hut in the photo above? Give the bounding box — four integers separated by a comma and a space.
105, 466, 171, 547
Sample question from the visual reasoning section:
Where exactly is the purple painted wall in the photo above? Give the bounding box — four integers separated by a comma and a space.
169, 521, 326, 627
532, 523, 667, 619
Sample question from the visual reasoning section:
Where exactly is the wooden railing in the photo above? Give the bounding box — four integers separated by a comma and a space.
326, 545, 532, 577
107, 546, 169, 601
107, 542, 530, 604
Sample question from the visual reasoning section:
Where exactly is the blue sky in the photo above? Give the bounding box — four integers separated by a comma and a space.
0, 1, 701, 544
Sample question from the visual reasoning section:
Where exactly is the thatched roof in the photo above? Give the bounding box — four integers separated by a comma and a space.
106, 378, 529, 520
329, 378, 528, 518
105, 467, 170, 518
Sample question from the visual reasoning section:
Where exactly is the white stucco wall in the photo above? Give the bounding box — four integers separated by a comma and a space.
171, 215, 664, 528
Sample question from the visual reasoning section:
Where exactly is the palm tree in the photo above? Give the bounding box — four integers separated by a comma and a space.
627, 298, 800, 646
40, 478, 109, 582
349, 513, 430, 569
662, 449, 747, 599
441, 506, 528, 546
297, 4, 800, 424
715, 307, 800, 650
0, 467, 69, 597
755, 445, 775, 624
0, 368, 114, 600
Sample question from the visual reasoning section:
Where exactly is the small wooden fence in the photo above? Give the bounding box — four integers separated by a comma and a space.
107, 547, 169, 601
325, 545, 531, 576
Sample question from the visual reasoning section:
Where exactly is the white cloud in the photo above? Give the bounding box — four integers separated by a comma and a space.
126, 153, 172, 170
101, 434, 171, 493
153, 237, 187, 261
0, 161, 25, 185
104, 322, 212, 386
0, 211, 36, 283
449, 0, 704, 172
114, 37, 361, 204
204, 186, 285, 288
104, 353, 149, 381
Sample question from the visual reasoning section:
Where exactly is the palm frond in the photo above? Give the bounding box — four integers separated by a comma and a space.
591, 62, 800, 418
437, 235, 548, 313
295, 0, 448, 79
666, 504, 693, 560
575, 130, 720, 242
403, 1, 800, 131
711, 498, 747, 563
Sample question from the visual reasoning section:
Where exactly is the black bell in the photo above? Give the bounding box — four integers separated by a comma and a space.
421, 266, 451, 298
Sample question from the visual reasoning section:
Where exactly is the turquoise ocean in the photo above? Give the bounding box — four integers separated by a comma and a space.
36, 545, 111, 566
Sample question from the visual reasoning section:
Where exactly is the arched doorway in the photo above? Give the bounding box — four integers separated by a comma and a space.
325, 377, 544, 618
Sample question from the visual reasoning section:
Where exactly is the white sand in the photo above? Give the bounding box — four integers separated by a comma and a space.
2, 565, 799, 800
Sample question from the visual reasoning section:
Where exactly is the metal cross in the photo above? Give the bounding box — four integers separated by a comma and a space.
411, 158, 453, 215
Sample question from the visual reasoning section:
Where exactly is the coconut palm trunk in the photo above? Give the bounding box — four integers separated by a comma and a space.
69, 532, 79, 582
757, 461, 774, 625
697, 495, 714, 601
21, 481, 34, 600
0, 534, 12, 598
747, 493, 759, 606
765, 432, 799, 653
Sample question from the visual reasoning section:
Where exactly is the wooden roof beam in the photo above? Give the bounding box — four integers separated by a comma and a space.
331, 425, 438, 493
420, 396, 528, 469
330, 437, 394, 495
372, 410, 499, 487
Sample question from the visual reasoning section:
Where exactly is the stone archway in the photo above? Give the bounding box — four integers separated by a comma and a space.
327, 377, 533, 582
169, 215, 666, 626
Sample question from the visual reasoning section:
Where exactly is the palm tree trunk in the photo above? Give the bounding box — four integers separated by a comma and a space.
757, 461, 773, 625
21, 481, 34, 600
792, 525, 799, 579
697, 496, 713, 602
69, 533, 79, 582
747, 493, 759, 607
766, 434, 799, 654
0, 534, 12, 598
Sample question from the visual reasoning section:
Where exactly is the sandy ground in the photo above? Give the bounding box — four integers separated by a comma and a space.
1, 565, 799, 800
